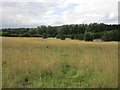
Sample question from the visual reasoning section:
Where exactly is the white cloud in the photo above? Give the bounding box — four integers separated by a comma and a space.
59, 1, 118, 24
0, 0, 119, 28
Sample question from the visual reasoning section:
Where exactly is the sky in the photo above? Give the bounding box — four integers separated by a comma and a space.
0, 0, 119, 28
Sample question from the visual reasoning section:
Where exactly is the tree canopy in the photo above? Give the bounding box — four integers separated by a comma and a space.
1, 23, 120, 41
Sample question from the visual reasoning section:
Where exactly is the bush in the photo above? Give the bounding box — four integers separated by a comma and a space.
74, 34, 79, 40
31, 34, 42, 37
114, 30, 120, 41
102, 30, 120, 41
9, 34, 18, 37
18, 33, 30, 37
56, 34, 61, 39
67, 35, 71, 38
70, 34, 75, 40
47, 34, 51, 37
2, 32, 10, 36
0, 32, 2, 36
78, 34, 84, 40
93, 32, 102, 39
60, 34, 66, 40
42, 33, 48, 39
84, 32, 94, 41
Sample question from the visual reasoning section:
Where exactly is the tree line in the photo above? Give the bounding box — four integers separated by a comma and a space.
1, 23, 120, 41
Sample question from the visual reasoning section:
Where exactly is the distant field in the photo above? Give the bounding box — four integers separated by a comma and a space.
2, 37, 118, 88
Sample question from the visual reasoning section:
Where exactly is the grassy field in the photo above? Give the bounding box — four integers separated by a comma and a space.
2, 37, 118, 88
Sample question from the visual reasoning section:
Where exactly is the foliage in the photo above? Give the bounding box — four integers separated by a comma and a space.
1, 23, 120, 41
60, 34, 66, 40
74, 34, 79, 40
102, 30, 120, 41
70, 34, 75, 40
31, 34, 42, 37
56, 34, 61, 39
2, 32, 10, 36
42, 33, 48, 39
93, 32, 103, 39
84, 32, 94, 41
78, 34, 84, 40
18, 33, 30, 37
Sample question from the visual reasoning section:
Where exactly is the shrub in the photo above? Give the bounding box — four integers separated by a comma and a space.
47, 34, 51, 37
56, 34, 61, 39
10, 34, 18, 37
42, 33, 48, 39
70, 34, 75, 40
78, 34, 84, 40
2, 32, 10, 36
67, 35, 71, 38
93, 32, 102, 39
102, 30, 120, 41
60, 34, 66, 40
114, 30, 120, 41
84, 32, 94, 41
0, 32, 2, 36
18, 33, 30, 37
31, 34, 42, 37
74, 34, 79, 40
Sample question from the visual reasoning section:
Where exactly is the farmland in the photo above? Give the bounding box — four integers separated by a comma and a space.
2, 37, 118, 88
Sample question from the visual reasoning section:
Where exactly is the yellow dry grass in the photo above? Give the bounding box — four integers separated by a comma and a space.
2, 37, 118, 88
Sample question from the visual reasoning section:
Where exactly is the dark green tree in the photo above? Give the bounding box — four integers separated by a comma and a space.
84, 32, 94, 41
78, 34, 84, 40
102, 30, 120, 41
42, 33, 48, 39
70, 34, 75, 40
60, 34, 66, 40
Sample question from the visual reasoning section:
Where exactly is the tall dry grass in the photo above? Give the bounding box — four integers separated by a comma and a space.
2, 37, 118, 88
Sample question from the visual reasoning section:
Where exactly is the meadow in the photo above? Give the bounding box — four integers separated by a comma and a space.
2, 37, 118, 88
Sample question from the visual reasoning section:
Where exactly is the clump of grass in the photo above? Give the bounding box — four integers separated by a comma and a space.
46, 46, 48, 48
61, 63, 77, 77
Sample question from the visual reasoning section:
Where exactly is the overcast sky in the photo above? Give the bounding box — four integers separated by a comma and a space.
0, 0, 119, 28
